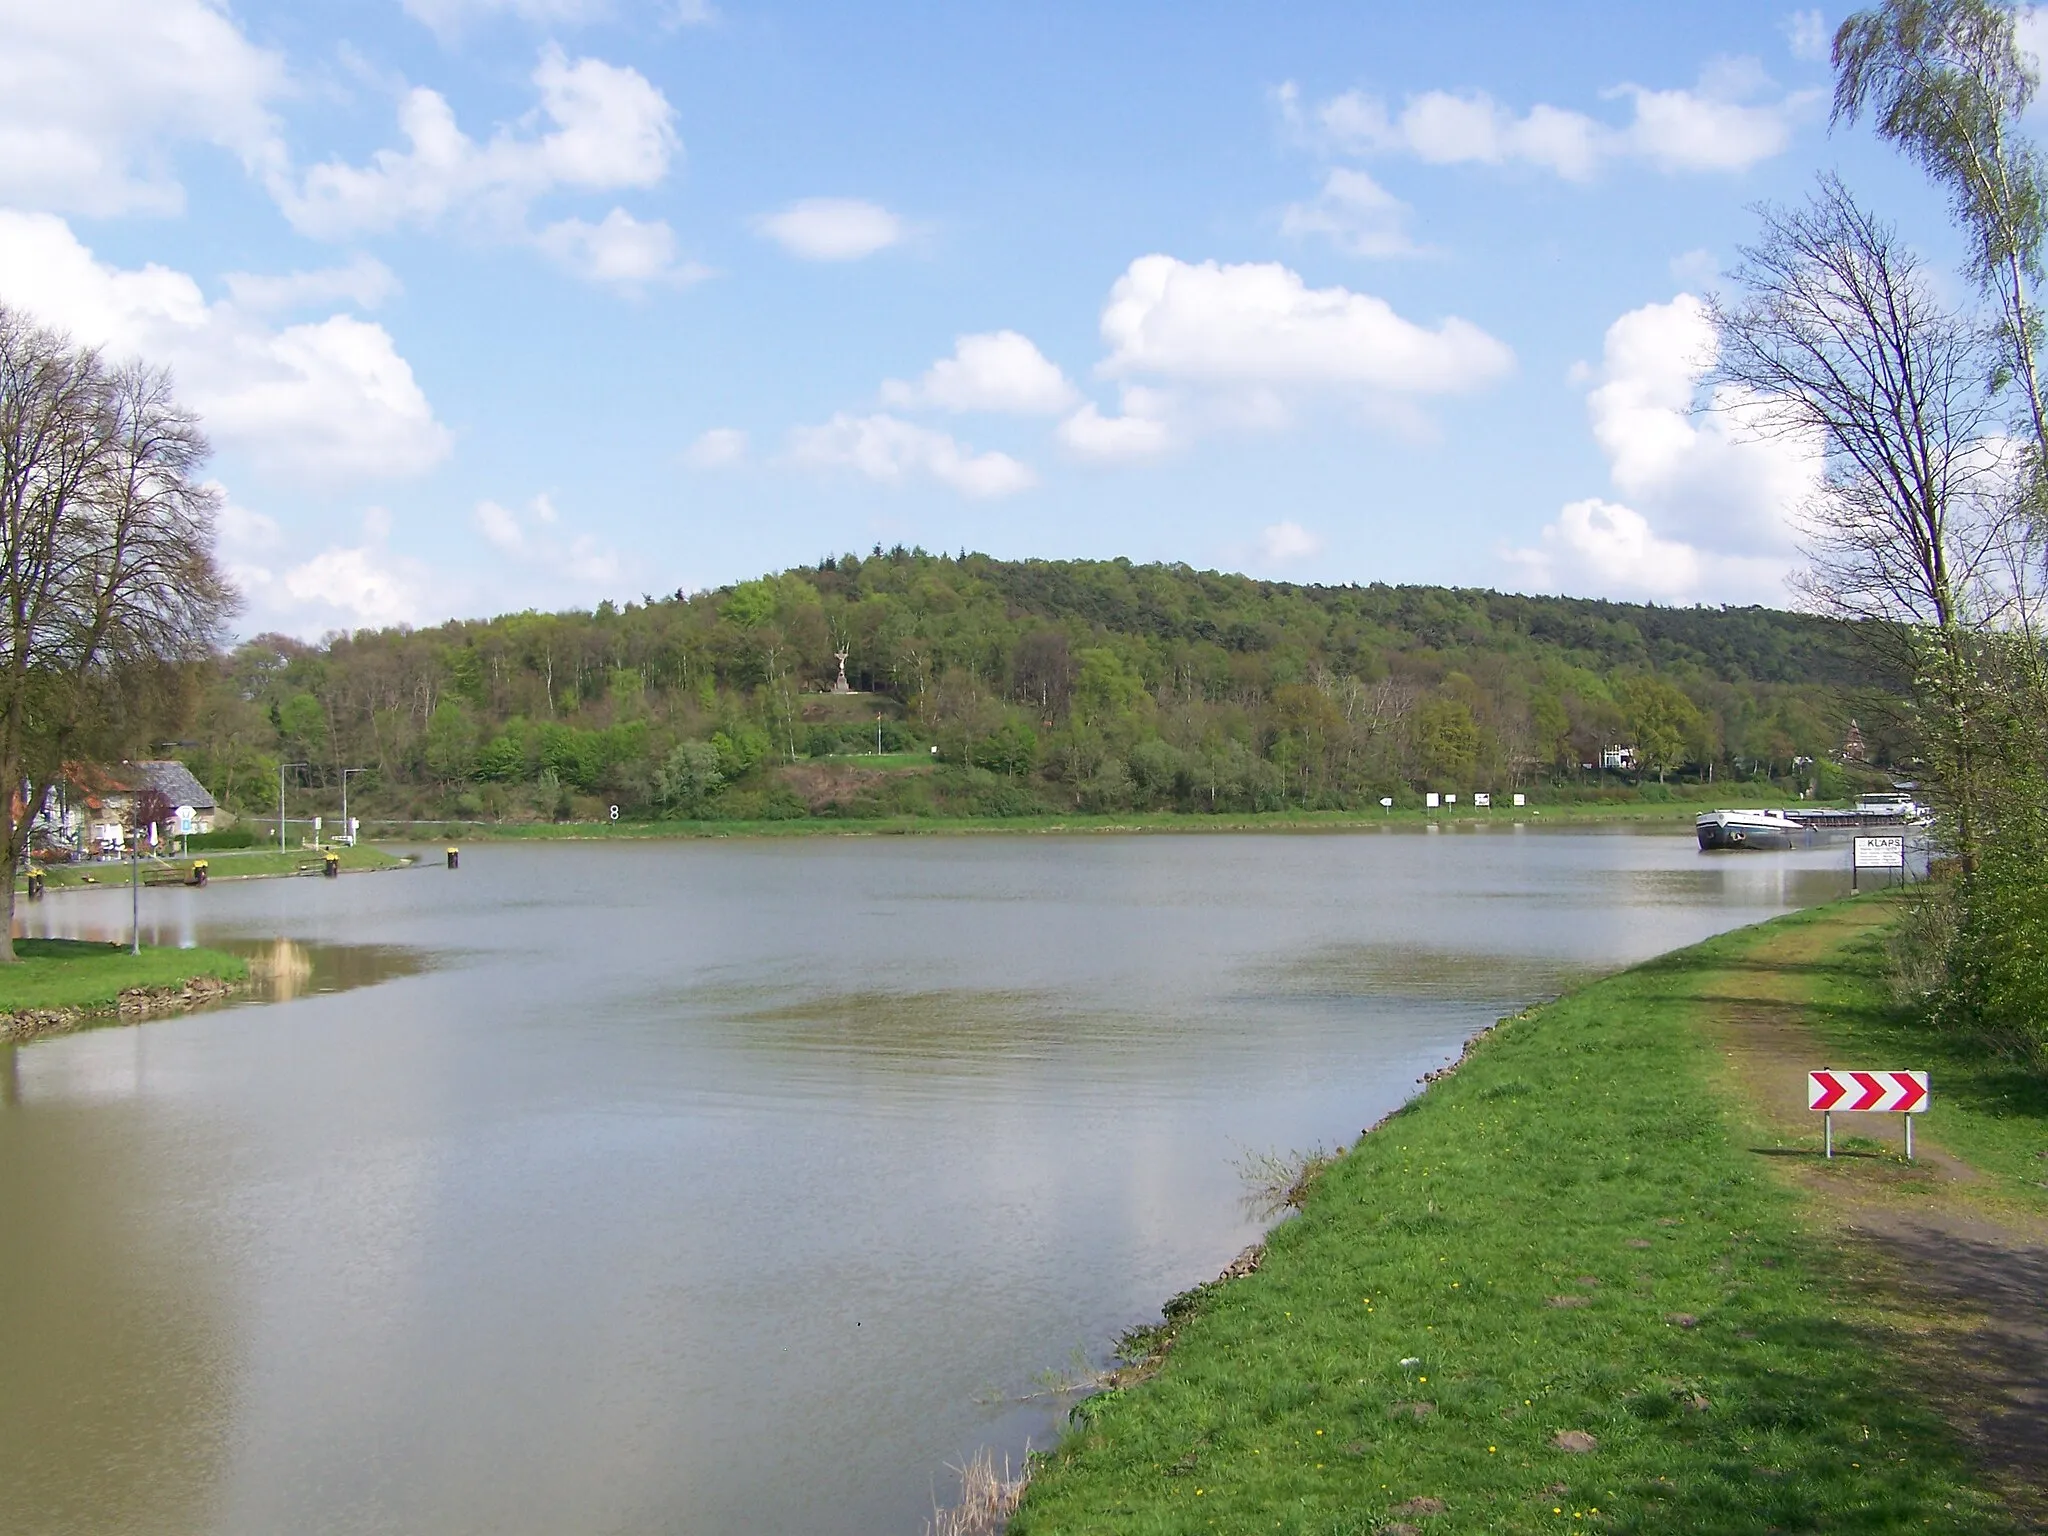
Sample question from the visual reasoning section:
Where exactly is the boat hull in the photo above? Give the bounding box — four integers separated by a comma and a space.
1696, 814, 1803, 851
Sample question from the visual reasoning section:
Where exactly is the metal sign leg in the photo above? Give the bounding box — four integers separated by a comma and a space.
1904, 1114, 1913, 1162
1825, 1111, 1833, 1160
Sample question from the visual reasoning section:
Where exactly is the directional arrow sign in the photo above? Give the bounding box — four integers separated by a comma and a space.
1808, 1070, 1928, 1113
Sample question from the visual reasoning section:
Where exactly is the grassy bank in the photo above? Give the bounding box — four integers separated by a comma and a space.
19, 842, 406, 893
1010, 902, 2014, 1534
0, 938, 246, 1015
361, 795, 1811, 844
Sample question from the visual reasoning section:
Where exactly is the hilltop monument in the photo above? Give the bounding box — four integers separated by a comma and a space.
832, 648, 852, 694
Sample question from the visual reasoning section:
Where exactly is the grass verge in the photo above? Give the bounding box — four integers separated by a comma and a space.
1803, 907, 2048, 1217
19, 842, 405, 892
1010, 903, 2014, 1535
367, 798, 1793, 844
0, 938, 246, 1014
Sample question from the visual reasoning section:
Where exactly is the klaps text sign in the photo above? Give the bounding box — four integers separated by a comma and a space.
1809, 1069, 1928, 1160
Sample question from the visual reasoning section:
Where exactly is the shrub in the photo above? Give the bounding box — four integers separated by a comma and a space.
186, 828, 256, 850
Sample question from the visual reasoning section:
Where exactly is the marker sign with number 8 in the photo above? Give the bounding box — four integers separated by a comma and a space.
609, 805, 619, 822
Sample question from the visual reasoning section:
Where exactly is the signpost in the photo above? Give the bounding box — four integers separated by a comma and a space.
1473, 792, 1491, 807
1424, 793, 1439, 809
1808, 1069, 1928, 1159
1852, 834, 1906, 892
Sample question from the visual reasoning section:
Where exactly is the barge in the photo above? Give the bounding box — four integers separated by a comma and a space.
1696, 793, 1926, 851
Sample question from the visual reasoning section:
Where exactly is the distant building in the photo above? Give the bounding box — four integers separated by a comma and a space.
1600, 745, 1638, 772
39, 760, 219, 853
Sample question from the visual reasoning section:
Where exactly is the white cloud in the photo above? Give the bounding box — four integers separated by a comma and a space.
1259, 520, 1325, 565
1784, 9, 1830, 63
685, 427, 748, 467
277, 47, 678, 241
249, 509, 438, 635
0, 211, 450, 483
882, 331, 1078, 414
1299, 59, 1812, 180
1098, 255, 1512, 395
755, 198, 905, 261
0, 0, 288, 217
1505, 293, 1822, 602
671, 0, 719, 23
1057, 400, 1173, 461
471, 492, 619, 582
789, 413, 1035, 497
534, 208, 706, 292
222, 255, 401, 314
1280, 167, 1425, 257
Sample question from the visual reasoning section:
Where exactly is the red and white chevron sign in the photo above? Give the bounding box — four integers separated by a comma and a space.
1808, 1070, 1928, 1113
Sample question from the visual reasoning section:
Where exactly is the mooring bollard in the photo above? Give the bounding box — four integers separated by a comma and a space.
26, 869, 44, 899
446, 846, 460, 870
323, 852, 340, 879
191, 859, 208, 887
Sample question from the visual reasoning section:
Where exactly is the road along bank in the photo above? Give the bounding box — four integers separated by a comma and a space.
1007, 898, 2033, 1535
0, 939, 248, 1044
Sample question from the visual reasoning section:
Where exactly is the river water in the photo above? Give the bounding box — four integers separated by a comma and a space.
0, 828, 1851, 1535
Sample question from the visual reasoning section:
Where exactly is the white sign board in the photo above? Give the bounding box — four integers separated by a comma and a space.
1512, 793, 1526, 807
1378, 797, 1393, 809
176, 805, 195, 835
1445, 793, 1458, 805
1854, 835, 1905, 869
1424, 792, 1439, 809
1473, 792, 1491, 807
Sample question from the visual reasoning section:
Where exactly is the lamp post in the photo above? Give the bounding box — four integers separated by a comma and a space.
340, 768, 368, 848
278, 761, 307, 854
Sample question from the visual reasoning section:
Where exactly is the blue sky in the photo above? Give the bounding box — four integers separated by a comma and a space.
0, 1, 1990, 635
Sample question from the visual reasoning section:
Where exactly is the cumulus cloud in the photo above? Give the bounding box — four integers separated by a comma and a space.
1290, 58, 1814, 180
1784, 9, 1831, 63
1504, 293, 1821, 602
222, 255, 401, 314
1280, 167, 1425, 257
755, 198, 905, 261
277, 46, 678, 241
0, 211, 450, 483
228, 507, 439, 636
471, 492, 619, 582
0, 0, 288, 217
685, 426, 748, 467
534, 208, 706, 292
882, 331, 1078, 414
789, 413, 1035, 497
1259, 520, 1325, 565
1057, 398, 1173, 461
1098, 254, 1512, 394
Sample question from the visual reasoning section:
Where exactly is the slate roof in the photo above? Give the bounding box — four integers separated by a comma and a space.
130, 760, 217, 810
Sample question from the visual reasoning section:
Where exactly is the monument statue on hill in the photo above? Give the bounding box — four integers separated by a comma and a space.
832, 648, 852, 694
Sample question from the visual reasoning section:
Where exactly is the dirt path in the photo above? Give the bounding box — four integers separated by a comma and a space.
1696, 905, 2048, 1526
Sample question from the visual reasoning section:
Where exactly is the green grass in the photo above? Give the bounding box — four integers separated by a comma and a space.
1802, 910, 2048, 1216
373, 797, 1803, 844
1010, 905, 2011, 1535
20, 842, 405, 891
0, 938, 246, 1014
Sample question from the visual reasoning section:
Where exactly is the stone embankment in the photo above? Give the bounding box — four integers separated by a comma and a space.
2, 974, 240, 1044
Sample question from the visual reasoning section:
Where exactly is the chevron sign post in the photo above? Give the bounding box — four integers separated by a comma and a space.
1809, 1070, 1928, 1160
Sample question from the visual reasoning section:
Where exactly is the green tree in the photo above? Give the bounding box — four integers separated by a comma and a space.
1412, 697, 1480, 785
711, 723, 770, 781
423, 700, 478, 782
1618, 677, 1704, 782
658, 741, 724, 817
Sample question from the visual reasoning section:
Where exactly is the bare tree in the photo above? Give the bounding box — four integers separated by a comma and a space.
1711, 176, 2014, 864
0, 307, 236, 960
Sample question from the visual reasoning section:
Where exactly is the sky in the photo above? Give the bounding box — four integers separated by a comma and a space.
0, 0, 2007, 637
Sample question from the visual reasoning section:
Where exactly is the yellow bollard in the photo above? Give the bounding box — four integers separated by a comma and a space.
323, 852, 340, 879
446, 846, 460, 870
26, 869, 43, 899
190, 860, 208, 887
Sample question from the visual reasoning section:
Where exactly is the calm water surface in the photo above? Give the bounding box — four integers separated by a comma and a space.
1, 829, 1851, 1535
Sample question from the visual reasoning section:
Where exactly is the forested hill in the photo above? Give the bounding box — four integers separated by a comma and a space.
187, 551, 1882, 825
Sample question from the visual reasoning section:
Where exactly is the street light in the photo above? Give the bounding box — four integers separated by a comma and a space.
339, 768, 369, 847
278, 761, 308, 854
